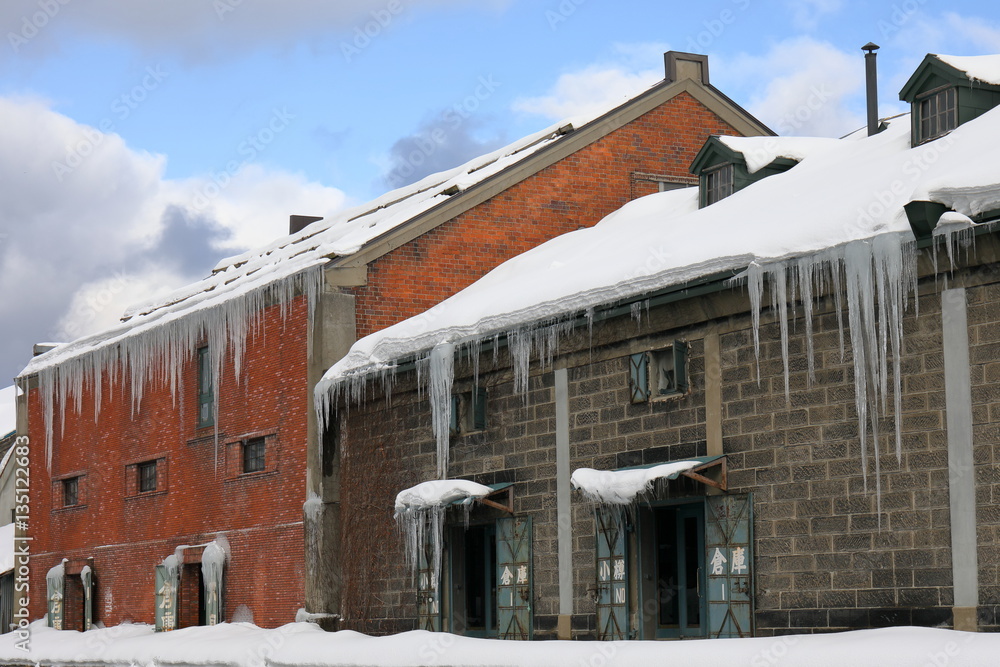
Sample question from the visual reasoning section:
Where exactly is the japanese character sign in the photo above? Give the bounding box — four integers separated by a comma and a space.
731, 546, 748, 575
710, 547, 728, 575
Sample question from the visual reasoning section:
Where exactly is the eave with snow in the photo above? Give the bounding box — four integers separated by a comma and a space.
317, 54, 1000, 518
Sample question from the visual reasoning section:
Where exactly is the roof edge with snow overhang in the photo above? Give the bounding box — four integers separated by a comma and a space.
331, 74, 774, 272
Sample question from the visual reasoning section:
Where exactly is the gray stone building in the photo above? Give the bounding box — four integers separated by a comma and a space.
316, 53, 1000, 640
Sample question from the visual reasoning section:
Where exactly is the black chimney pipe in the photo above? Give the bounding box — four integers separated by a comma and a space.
863, 42, 880, 137
289, 215, 323, 235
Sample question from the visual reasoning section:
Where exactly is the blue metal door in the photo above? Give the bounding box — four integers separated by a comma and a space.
418, 527, 442, 632
595, 506, 628, 640
706, 493, 754, 638
496, 516, 532, 640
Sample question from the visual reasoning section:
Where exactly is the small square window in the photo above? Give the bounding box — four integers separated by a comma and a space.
243, 437, 266, 474
138, 461, 157, 493
917, 87, 957, 143
450, 388, 487, 436
704, 163, 733, 206
63, 477, 79, 507
628, 341, 689, 403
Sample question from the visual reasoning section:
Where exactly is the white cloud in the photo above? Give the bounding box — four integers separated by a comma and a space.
945, 13, 1000, 52
512, 64, 661, 122
716, 38, 865, 137
2, 0, 510, 62
786, 0, 844, 31
0, 97, 347, 380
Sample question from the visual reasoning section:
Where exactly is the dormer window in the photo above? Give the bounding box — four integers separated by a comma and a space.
900, 54, 1000, 148
704, 163, 733, 205
916, 86, 957, 144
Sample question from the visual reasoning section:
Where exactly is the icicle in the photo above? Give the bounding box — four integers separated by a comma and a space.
770, 266, 791, 404
34, 265, 326, 470
630, 301, 643, 326
734, 232, 918, 522
428, 342, 455, 479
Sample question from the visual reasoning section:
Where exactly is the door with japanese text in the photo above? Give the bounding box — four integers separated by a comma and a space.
706, 493, 753, 638
496, 516, 532, 640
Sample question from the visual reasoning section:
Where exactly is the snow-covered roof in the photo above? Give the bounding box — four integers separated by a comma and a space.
0, 386, 15, 440
318, 107, 1000, 389
19, 68, 710, 382
936, 53, 1000, 85
717, 135, 841, 173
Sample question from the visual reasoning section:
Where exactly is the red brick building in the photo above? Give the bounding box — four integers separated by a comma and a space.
16, 52, 770, 631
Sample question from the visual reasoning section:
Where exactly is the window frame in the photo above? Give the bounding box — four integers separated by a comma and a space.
138, 460, 158, 493
450, 387, 487, 436
629, 341, 689, 403
703, 163, 734, 206
916, 85, 957, 144
196, 345, 214, 428
242, 436, 266, 474
63, 477, 79, 507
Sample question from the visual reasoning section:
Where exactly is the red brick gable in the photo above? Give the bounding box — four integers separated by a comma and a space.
353, 92, 736, 336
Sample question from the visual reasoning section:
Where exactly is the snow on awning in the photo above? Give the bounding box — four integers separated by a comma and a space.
571, 455, 726, 505
394, 479, 494, 513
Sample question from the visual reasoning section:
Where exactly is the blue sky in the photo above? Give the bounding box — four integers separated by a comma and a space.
0, 0, 997, 382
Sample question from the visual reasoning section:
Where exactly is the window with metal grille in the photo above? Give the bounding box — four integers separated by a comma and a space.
138, 460, 157, 493
243, 437, 266, 473
63, 477, 79, 507
704, 163, 733, 205
917, 87, 957, 143
197, 346, 213, 428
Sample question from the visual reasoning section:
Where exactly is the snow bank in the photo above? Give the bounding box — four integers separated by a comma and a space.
394, 479, 493, 512
571, 461, 700, 505
0, 385, 16, 438
1, 621, 998, 667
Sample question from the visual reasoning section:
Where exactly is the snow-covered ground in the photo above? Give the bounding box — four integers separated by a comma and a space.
0, 621, 996, 666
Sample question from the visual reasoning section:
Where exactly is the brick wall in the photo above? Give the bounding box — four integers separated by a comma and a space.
337, 249, 1000, 637
352, 92, 736, 337
27, 297, 311, 628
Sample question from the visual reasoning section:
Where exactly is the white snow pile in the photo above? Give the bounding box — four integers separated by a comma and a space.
571, 461, 700, 505
937, 53, 1000, 85
394, 479, 493, 512
0, 385, 16, 438
717, 135, 841, 173
2, 621, 999, 666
